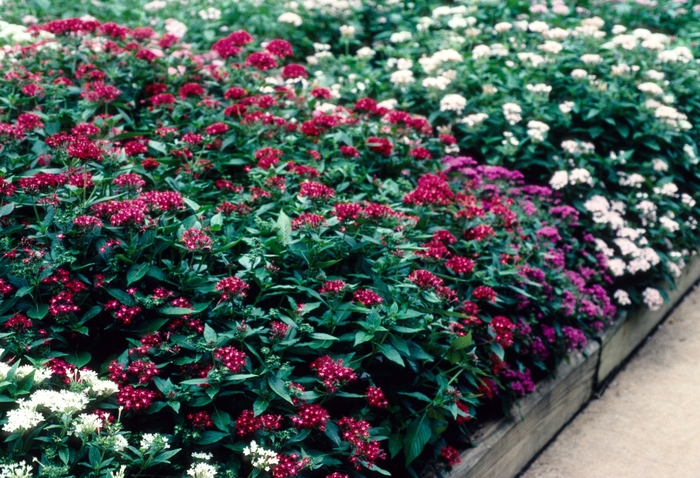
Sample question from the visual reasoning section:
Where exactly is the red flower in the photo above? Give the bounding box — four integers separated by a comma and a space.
472, 285, 498, 302
178, 83, 206, 99
319, 280, 347, 295
310, 355, 357, 392
445, 256, 475, 274
290, 404, 330, 430
215, 276, 249, 300
409, 147, 432, 160
117, 385, 158, 411
292, 213, 325, 229
281, 64, 308, 79
245, 52, 277, 71
214, 346, 247, 371
298, 181, 335, 200
365, 136, 393, 156
353, 289, 383, 307
366, 386, 388, 408
440, 446, 461, 466
187, 411, 213, 429
265, 39, 294, 58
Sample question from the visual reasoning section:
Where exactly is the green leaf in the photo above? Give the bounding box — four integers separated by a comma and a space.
127, 263, 149, 285
211, 408, 231, 432
203, 324, 217, 343
354, 331, 375, 346
0, 203, 14, 217
210, 212, 224, 231
194, 431, 228, 446
450, 332, 473, 350
310, 333, 338, 341
64, 351, 91, 368
404, 413, 431, 465
26, 304, 49, 320
490, 342, 505, 360
268, 375, 293, 404
183, 198, 200, 212
377, 343, 405, 367
16, 286, 33, 297
276, 210, 292, 246
253, 397, 270, 416
106, 288, 135, 306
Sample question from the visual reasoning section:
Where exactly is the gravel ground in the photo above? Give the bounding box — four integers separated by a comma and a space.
521, 285, 700, 478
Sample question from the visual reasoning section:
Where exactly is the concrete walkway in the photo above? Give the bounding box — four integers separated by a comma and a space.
521, 285, 700, 478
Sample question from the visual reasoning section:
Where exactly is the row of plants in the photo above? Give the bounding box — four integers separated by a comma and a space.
0, 1, 697, 477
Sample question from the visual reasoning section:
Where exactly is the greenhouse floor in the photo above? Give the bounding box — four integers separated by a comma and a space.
521, 285, 700, 478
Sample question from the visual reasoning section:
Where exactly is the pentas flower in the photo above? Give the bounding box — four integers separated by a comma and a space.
113, 173, 146, 191
139, 191, 185, 212
269, 321, 290, 340
403, 173, 455, 205
446, 256, 475, 274
5, 312, 32, 332
265, 39, 293, 58
340, 145, 360, 157
319, 280, 347, 296
408, 269, 444, 290
465, 224, 496, 241
290, 404, 330, 430
179, 83, 206, 99
353, 289, 383, 307
236, 410, 282, 435
215, 277, 249, 300
272, 454, 310, 478
490, 316, 515, 347
366, 386, 388, 408
310, 356, 357, 393
126, 360, 159, 383
365, 136, 393, 156
333, 203, 362, 221
80, 82, 121, 102
440, 446, 461, 466
105, 300, 142, 324
246, 52, 277, 71
292, 213, 325, 229
212, 30, 254, 58
205, 122, 229, 135
472, 285, 498, 302
180, 228, 213, 251
281, 64, 308, 79
117, 385, 158, 411
68, 171, 94, 189
186, 411, 214, 430
298, 181, 335, 200
214, 346, 247, 372
16, 113, 44, 131
410, 147, 432, 160
337, 417, 386, 469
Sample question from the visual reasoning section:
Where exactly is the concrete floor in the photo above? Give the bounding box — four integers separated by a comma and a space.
522, 285, 700, 478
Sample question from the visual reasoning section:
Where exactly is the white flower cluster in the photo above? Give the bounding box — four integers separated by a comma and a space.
638, 82, 664, 96
197, 7, 221, 20
140, 433, 170, 452
584, 195, 625, 229
642, 287, 664, 311
187, 453, 217, 478
0, 461, 32, 478
278, 12, 303, 26
440, 94, 467, 113
561, 140, 595, 156
619, 172, 645, 188
502, 102, 522, 125
143, 0, 167, 12
243, 440, 279, 472
457, 113, 489, 129
390, 69, 414, 86
418, 49, 463, 73
613, 290, 631, 306
422, 76, 451, 90
390, 31, 412, 43
71, 413, 104, 437
526, 83, 552, 97
77, 369, 120, 397
527, 120, 550, 142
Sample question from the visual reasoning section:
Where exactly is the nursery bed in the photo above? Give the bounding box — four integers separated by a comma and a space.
429, 253, 700, 478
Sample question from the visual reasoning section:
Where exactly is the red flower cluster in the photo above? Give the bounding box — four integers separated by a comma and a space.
215, 276, 249, 300
235, 409, 283, 435
366, 386, 388, 408
337, 417, 386, 469
290, 404, 330, 430
214, 346, 248, 372
310, 355, 357, 393
490, 316, 516, 347
353, 289, 383, 307
117, 385, 158, 411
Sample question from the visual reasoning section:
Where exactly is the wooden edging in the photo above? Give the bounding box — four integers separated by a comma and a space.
435, 253, 700, 478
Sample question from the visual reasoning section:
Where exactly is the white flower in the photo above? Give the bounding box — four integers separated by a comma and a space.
612, 25, 627, 35
377, 99, 397, 110
653, 182, 679, 196
582, 16, 605, 28
2, 406, 44, 433
390, 69, 414, 87
494, 22, 512, 33
356, 47, 375, 59
339, 25, 355, 39
642, 287, 664, 311
21, 15, 39, 25
652, 158, 668, 172
595, 238, 615, 257
526, 83, 552, 96
0, 461, 33, 478
278, 12, 303, 26
502, 102, 522, 125
528, 21, 550, 33
187, 462, 217, 478
447, 15, 468, 29
584, 195, 625, 229
645, 69, 665, 81
559, 101, 574, 114
110, 465, 127, 478
27, 389, 89, 414
657, 46, 694, 64
417, 17, 434, 32
571, 68, 588, 79
243, 441, 280, 472
561, 140, 594, 155
482, 84, 498, 95
457, 113, 489, 129
569, 168, 594, 186
471, 44, 491, 60
619, 173, 645, 188
614, 289, 632, 305
517, 52, 547, 67
113, 435, 129, 452
660, 216, 680, 232
550, 171, 569, 190
681, 193, 697, 208
538, 41, 563, 54
390, 31, 412, 43
440, 94, 467, 114
422, 76, 451, 90
607, 258, 627, 276
143, 0, 167, 12
140, 433, 170, 452
419, 49, 463, 73
527, 120, 550, 142
72, 413, 104, 437
198, 7, 222, 21
544, 27, 569, 40
164, 18, 187, 39
581, 54, 603, 65
611, 34, 638, 50
611, 64, 631, 76
192, 452, 214, 461
638, 82, 664, 96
